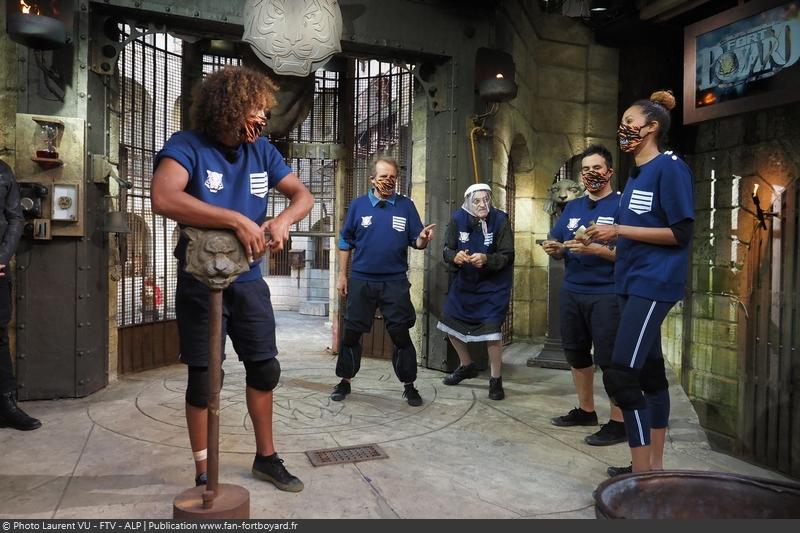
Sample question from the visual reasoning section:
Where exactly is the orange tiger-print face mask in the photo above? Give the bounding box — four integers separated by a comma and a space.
241, 112, 267, 144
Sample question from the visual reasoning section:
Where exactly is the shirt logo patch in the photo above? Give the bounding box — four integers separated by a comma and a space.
458, 231, 470, 243
392, 216, 406, 232
361, 216, 372, 228
596, 216, 615, 225
484, 233, 493, 246
567, 218, 581, 231
204, 170, 224, 193
629, 189, 654, 215
250, 171, 269, 198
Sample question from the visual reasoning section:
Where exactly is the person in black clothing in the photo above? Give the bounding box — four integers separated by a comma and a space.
0, 160, 40, 431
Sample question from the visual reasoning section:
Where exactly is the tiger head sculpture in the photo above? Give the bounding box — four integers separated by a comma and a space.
243, 0, 343, 77
544, 178, 585, 216
183, 228, 251, 290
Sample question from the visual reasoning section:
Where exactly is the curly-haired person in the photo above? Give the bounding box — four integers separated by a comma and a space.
151, 66, 314, 492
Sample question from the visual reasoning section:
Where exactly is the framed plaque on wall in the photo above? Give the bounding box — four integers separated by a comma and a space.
684, 0, 800, 124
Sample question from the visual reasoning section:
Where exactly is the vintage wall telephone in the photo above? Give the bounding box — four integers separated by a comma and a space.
19, 182, 48, 219
19, 182, 50, 239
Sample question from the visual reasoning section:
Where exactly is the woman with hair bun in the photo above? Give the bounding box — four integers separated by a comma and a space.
585, 90, 695, 476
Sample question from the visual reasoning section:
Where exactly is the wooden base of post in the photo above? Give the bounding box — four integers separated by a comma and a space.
173, 484, 250, 519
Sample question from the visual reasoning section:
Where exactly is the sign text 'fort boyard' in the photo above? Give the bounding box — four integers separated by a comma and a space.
698, 18, 800, 91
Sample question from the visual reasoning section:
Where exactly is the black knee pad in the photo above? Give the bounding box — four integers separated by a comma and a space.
602, 366, 645, 411
244, 358, 281, 392
336, 338, 362, 379
186, 366, 225, 407
640, 358, 668, 393
342, 328, 362, 347
387, 327, 412, 349
565, 349, 593, 369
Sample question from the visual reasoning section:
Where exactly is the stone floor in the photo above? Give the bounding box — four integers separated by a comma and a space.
0, 312, 789, 519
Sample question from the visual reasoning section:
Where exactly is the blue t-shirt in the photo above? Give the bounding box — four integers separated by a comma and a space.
550, 193, 620, 295
338, 190, 424, 281
615, 152, 695, 302
154, 130, 292, 282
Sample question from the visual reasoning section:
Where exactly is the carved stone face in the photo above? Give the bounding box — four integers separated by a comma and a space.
548, 179, 585, 205
243, 0, 343, 76
183, 228, 250, 290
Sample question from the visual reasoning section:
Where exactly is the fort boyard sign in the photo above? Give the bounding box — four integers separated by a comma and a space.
684, 0, 800, 124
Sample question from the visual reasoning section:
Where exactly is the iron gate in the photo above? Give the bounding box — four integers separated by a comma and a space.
266, 68, 340, 274
342, 59, 415, 359
742, 179, 800, 478
116, 29, 183, 374
502, 158, 515, 345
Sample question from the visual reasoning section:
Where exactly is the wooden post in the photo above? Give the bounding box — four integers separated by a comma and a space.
173, 229, 250, 519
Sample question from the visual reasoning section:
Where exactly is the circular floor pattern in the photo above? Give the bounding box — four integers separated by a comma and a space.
88, 362, 477, 453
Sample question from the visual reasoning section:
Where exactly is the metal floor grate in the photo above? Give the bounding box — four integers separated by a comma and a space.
306, 444, 388, 467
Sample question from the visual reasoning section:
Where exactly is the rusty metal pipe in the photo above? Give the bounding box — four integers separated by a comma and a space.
206, 289, 224, 505
469, 125, 484, 184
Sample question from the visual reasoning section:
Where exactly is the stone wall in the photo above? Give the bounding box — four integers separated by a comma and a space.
409, 83, 428, 366
666, 102, 800, 446
489, 1, 619, 340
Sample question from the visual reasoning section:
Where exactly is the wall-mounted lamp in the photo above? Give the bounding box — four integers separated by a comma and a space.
6, 1, 68, 50
470, 49, 519, 184
752, 183, 777, 229
478, 73, 519, 107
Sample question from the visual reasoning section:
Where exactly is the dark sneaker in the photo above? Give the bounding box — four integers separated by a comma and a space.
252, 453, 304, 492
330, 380, 351, 402
403, 384, 423, 406
195, 472, 207, 487
607, 464, 633, 477
585, 421, 627, 446
488, 377, 504, 400
550, 407, 598, 427
442, 363, 478, 386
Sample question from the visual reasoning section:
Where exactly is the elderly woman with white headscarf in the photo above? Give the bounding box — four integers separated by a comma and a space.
437, 183, 514, 400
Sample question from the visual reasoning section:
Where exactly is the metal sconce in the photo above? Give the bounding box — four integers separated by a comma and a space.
470, 48, 519, 184
752, 183, 776, 229
6, 1, 68, 50
477, 73, 519, 114
470, 74, 518, 184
